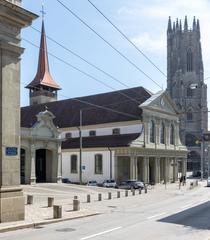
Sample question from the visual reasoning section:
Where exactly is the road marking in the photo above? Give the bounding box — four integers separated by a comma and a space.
180, 203, 194, 209
147, 212, 166, 220
80, 227, 122, 240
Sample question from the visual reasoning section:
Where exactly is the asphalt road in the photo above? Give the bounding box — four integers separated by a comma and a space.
1, 184, 210, 240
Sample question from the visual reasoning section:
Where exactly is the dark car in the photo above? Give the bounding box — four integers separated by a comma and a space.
117, 180, 144, 190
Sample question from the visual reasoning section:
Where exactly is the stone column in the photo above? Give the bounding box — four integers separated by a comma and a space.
30, 145, 36, 185
57, 143, 62, 183
164, 158, 169, 183
173, 158, 178, 182
130, 155, 137, 180
155, 157, 161, 183
143, 157, 149, 183
182, 158, 187, 177
0, 1, 37, 222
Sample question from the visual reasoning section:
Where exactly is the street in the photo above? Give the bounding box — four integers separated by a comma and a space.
1, 182, 210, 239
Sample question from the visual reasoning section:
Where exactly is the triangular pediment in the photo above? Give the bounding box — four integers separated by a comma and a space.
140, 91, 178, 115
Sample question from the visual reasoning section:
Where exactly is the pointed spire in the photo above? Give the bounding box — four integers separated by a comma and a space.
176, 18, 179, 30
26, 20, 61, 90
197, 19, 200, 38
167, 16, 172, 33
173, 21, 175, 32
179, 19, 182, 31
193, 16, 196, 31
184, 16, 188, 31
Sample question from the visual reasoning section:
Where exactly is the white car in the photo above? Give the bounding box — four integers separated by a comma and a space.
102, 179, 117, 188
207, 177, 210, 187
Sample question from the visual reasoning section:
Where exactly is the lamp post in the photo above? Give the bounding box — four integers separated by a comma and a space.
77, 110, 83, 185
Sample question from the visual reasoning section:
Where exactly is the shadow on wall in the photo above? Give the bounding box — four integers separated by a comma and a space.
158, 201, 210, 230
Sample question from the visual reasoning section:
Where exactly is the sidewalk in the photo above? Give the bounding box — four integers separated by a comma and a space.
0, 179, 203, 233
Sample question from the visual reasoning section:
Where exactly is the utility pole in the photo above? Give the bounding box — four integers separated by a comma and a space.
79, 109, 83, 184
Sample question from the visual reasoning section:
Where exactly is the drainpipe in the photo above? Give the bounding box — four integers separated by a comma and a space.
108, 147, 112, 179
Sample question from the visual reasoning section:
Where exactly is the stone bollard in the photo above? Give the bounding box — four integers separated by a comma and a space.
108, 192, 112, 200
74, 196, 78, 200
73, 199, 80, 211
132, 189, 135, 196
98, 193, 102, 201
48, 197, 54, 207
117, 191, 120, 198
125, 190, 128, 197
145, 187, 147, 194
53, 205, 62, 219
139, 188, 142, 194
87, 194, 91, 203
27, 195, 33, 205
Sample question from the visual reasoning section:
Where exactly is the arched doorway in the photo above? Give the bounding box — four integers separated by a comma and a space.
20, 148, 26, 184
36, 149, 53, 183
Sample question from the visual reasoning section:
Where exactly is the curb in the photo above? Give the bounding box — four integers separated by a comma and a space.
0, 212, 101, 233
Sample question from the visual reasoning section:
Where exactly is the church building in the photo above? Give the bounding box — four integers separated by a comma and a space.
166, 17, 208, 175
20, 19, 188, 185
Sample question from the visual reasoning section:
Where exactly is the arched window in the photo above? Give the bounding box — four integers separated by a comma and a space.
71, 155, 78, 173
187, 112, 193, 121
187, 49, 193, 72
149, 120, 155, 143
95, 154, 103, 174
89, 130, 96, 136
170, 124, 175, 145
160, 122, 165, 144
112, 128, 120, 135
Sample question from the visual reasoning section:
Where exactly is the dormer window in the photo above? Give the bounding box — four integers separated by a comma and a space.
65, 132, 72, 139
89, 130, 96, 136
112, 128, 120, 135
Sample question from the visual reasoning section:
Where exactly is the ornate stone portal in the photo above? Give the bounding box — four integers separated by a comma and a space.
0, 0, 37, 222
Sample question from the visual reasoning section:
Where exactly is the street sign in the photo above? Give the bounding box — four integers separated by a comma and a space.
5, 147, 18, 156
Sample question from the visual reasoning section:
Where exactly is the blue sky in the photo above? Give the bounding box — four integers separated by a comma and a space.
21, 0, 210, 108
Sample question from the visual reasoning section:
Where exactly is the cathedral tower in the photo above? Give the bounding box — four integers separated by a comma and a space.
167, 16, 208, 173
26, 21, 61, 105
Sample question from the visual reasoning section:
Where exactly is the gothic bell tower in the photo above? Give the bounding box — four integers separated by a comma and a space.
26, 20, 61, 105
167, 16, 208, 173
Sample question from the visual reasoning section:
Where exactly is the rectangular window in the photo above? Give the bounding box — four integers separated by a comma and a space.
71, 155, 78, 173
95, 154, 103, 174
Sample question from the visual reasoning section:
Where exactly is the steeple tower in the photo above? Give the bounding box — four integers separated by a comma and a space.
26, 19, 61, 106
166, 16, 208, 174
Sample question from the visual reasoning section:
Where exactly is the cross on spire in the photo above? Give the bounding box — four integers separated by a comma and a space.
40, 2, 46, 20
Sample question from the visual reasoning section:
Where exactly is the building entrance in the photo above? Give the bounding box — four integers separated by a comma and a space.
36, 149, 46, 183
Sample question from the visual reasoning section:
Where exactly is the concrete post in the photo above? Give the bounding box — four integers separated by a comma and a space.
73, 199, 80, 211
125, 190, 128, 197
108, 192, 112, 200
145, 187, 147, 194
27, 195, 33, 205
87, 194, 91, 203
53, 205, 62, 219
117, 191, 120, 198
48, 197, 54, 207
132, 189, 135, 196
74, 196, 78, 200
139, 188, 142, 194
98, 193, 102, 201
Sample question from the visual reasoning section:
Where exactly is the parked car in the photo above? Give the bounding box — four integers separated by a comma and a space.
117, 180, 144, 190
207, 177, 210, 187
102, 179, 117, 188
62, 178, 71, 183
87, 180, 98, 186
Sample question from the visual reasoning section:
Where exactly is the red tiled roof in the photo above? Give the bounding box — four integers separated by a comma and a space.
62, 133, 140, 149
21, 86, 151, 128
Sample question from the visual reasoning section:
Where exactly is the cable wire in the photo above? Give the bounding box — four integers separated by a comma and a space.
87, 0, 167, 78
56, 0, 162, 89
